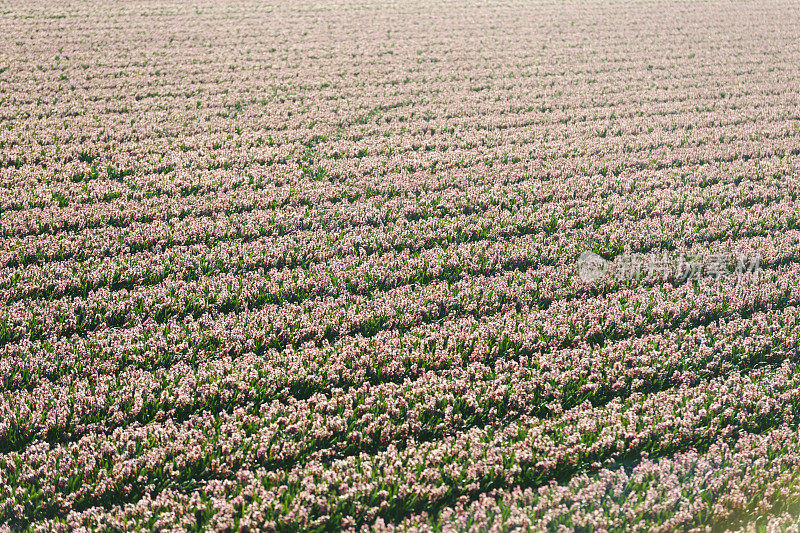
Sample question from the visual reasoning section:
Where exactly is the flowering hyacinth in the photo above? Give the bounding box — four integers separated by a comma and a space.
1, 0, 800, 531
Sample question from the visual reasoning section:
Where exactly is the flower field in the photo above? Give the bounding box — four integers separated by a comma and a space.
2, 0, 800, 530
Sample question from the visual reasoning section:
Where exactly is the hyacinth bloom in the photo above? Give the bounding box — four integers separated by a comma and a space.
1, 0, 800, 531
